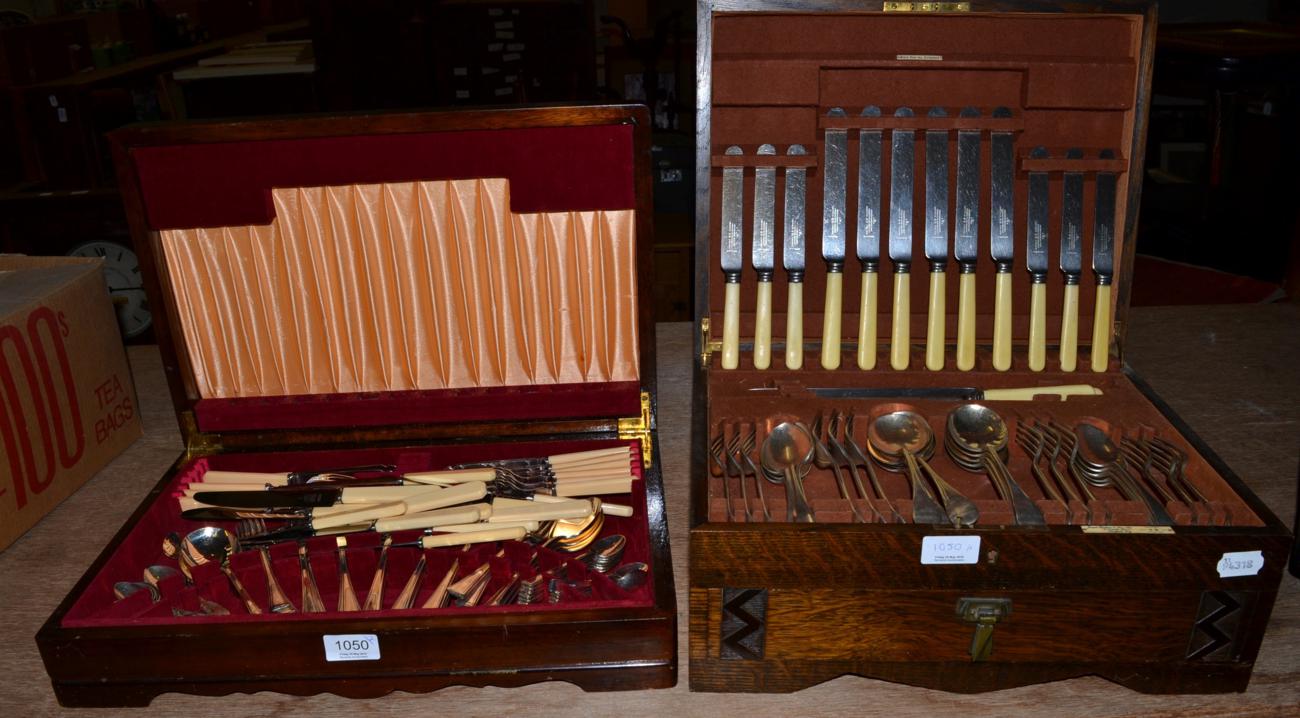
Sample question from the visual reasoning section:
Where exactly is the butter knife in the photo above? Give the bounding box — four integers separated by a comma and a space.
889, 107, 915, 370
784, 145, 808, 369
989, 107, 1015, 371
1091, 149, 1118, 372
954, 107, 981, 371
1026, 146, 1052, 372
821, 108, 849, 370
924, 107, 950, 371
752, 144, 777, 369
720, 145, 744, 369
1059, 148, 1086, 371
856, 106, 883, 370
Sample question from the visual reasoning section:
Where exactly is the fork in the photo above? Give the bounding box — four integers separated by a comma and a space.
1015, 421, 1073, 524
735, 424, 772, 522
707, 432, 735, 522
811, 411, 866, 523
843, 412, 906, 523
826, 411, 882, 523
725, 431, 753, 522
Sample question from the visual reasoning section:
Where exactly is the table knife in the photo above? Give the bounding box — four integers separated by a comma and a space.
924, 107, 950, 371
1091, 149, 1118, 372
784, 144, 808, 369
1059, 148, 1086, 371
821, 108, 849, 370
989, 107, 1015, 371
889, 107, 915, 370
1026, 146, 1051, 371
856, 106, 883, 370
720, 145, 744, 369
192, 485, 443, 509
954, 107, 981, 371
802, 384, 1102, 401
753, 144, 777, 369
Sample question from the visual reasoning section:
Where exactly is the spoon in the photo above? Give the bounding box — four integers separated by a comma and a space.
143, 565, 182, 588
181, 527, 262, 614
581, 534, 627, 573
868, 410, 950, 526
1076, 421, 1174, 526
947, 404, 1045, 526
760, 421, 816, 523
608, 562, 649, 590
113, 581, 161, 602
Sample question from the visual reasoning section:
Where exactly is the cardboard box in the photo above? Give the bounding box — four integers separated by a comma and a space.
0, 255, 141, 552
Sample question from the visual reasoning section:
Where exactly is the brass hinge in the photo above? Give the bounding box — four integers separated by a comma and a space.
179, 410, 222, 458
618, 391, 654, 469
699, 316, 722, 366
883, 2, 971, 12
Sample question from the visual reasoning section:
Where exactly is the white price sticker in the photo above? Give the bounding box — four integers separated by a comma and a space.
921, 535, 981, 565
323, 634, 381, 662
1217, 551, 1264, 578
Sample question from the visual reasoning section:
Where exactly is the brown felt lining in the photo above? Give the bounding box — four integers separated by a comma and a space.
704, 367, 1261, 527
706, 11, 1142, 352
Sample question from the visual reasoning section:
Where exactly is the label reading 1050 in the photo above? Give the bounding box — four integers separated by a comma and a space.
323, 634, 381, 662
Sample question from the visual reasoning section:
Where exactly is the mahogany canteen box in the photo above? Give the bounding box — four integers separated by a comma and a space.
35, 104, 676, 707
688, 0, 1291, 695
0, 255, 142, 553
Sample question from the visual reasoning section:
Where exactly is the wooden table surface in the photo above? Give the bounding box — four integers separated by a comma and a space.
2, 305, 1297, 717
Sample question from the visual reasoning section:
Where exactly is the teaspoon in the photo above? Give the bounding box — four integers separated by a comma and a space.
760, 421, 816, 523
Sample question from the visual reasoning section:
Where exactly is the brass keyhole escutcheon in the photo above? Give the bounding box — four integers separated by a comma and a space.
957, 597, 1012, 662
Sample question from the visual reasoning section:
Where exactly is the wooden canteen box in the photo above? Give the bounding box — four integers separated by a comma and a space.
37, 105, 676, 706
689, 0, 1291, 695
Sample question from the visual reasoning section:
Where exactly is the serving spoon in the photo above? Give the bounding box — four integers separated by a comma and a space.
760, 421, 816, 523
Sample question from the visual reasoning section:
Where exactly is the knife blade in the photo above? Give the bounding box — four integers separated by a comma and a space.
889, 107, 915, 370
821, 108, 849, 370
1026, 146, 1051, 372
1059, 148, 1086, 372
989, 106, 1015, 371
784, 144, 808, 369
720, 145, 744, 369
924, 107, 950, 372
1091, 148, 1118, 373
194, 489, 347, 509
753, 143, 777, 370
954, 107, 981, 371
856, 106, 883, 370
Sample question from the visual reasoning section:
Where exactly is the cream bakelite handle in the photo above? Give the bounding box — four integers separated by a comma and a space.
402, 481, 489, 514
487, 500, 592, 523
857, 270, 877, 370
373, 505, 485, 532
1091, 283, 1112, 373
890, 271, 910, 370
202, 471, 289, 485
821, 271, 843, 370
785, 281, 803, 369
721, 281, 741, 370
420, 526, 527, 549
983, 384, 1102, 401
312, 500, 406, 530
992, 271, 1012, 371
1060, 282, 1079, 372
925, 270, 945, 371
1028, 281, 1046, 372
402, 468, 496, 485
956, 272, 976, 371
754, 280, 772, 370
339, 485, 464, 504
552, 476, 633, 496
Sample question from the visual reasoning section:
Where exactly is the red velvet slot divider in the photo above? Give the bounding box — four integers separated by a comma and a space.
62, 439, 653, 627
130, 124, 636, 230
193, 381, 643, 432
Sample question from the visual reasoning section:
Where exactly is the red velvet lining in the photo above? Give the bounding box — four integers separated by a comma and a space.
62, 439, 653, 627
193, 381, 643, 432
131, 124, 635, 230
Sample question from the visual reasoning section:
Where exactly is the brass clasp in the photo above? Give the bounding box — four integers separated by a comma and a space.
618, 391, 654, 468
957, 597, 1012, 661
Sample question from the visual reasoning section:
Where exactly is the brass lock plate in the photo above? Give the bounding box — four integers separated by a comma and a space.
957, 597, 1012, 662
